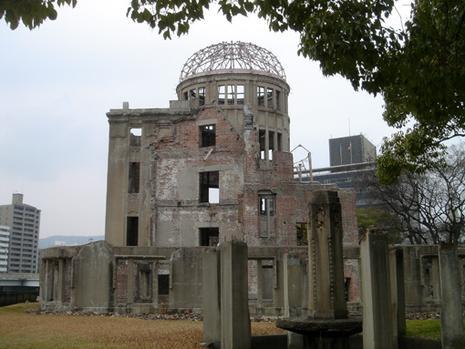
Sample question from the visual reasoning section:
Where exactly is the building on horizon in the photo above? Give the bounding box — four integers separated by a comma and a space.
0, 194, 41, 273
312, 135, 379, 208
0, 226, 10, 273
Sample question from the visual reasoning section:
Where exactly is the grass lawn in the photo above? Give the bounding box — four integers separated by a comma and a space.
406, 319, 442, 340
0, 303, 284, 349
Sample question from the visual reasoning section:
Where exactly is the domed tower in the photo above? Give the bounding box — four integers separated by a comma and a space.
105, 42, 300, 248
176, 41, 290, 155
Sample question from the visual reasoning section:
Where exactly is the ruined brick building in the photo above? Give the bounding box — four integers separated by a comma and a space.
40, 42, 360, 315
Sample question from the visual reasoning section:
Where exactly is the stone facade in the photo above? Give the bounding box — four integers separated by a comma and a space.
40, 42, 362, 315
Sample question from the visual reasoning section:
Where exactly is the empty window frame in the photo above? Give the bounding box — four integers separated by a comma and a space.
259, 194, 275, 216
227, 85, 235, 105
126, 216, 139, 246
199, 171, 220, 203
261, 260, 274, 301
267, 88, 273, 108
259, 192, 275, 237
158, 274, 170, 296
277, 133, 282, 151
268, 131, 275, 160
259, 130, 266, 160
198, 87, 206, 106
183, 91, 188, 100
129, 128, 142, 146
218, 85, 226, 105
276, 90, 281, 110
199, 124, 216, 147
128, 162, 140, 193
257, 86, 265, 106
236, 85, 245, 104
199, 227, 219, 246
296, 222, 308, 246
190, 88, 197, 100
137, 263, 152, 301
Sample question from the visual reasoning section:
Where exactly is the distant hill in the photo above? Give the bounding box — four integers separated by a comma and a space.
39, 235, 104, 249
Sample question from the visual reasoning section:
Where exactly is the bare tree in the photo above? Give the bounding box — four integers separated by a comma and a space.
366, 144, 465, 349
373, 145, 465, 246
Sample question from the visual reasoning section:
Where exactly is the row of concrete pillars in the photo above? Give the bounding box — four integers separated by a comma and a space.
202, 234, 464, 349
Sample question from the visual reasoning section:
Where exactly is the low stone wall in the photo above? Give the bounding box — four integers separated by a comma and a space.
39, 241, 361, 315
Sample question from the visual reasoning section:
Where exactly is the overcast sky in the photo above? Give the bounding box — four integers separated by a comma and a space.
0, 0, 397, 238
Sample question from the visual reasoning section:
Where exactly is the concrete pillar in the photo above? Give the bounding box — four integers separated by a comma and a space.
308, 191, 347, 319
439, 244, 465, 349
220, 240, 251, 349
202, 248, 221, 344
360, 230, 396, 349
389, 248, 406, 345
283, 253, 305, 349
57, 259, 64, 303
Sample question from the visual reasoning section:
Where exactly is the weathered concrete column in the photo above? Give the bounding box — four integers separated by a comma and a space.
360, 230, 396, 349
202, 248, 221, 344
308, 191, 347, 319
283, 253, 305, 349
220, 240, 251, 349
389, 248, 406, 342
439, 244, 465, 349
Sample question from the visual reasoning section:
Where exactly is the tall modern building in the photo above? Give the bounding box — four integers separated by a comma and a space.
313, 135, 379, 208
0, 226, 10, 273
0, 194, 40, 273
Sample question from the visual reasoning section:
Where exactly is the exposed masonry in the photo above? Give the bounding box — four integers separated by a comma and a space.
41, 42, 362, 315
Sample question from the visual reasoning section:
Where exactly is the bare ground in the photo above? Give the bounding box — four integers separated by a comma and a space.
0, 303, 284, 349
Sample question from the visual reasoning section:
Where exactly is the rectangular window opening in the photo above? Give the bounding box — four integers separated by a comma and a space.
257, 86, 265, 106
190, 88, 197, 100
218, 85, 226, 105
199, 227, 219, 246
296, 222, 308, 246
268, 131, 275, 161
198, 87, 206, 106
276, 90, 281, 110
200, 124, 216, 147
128, 162, 140, 193
183, 91, 188, 100
199, 171, 220, 203
277, 133, 282, 151
236, 85, 245, 105
259, 129, 266, 160
126, 216, 139, 246
227, 85, 235, 105
129, 128, 142, 146
267, 88, 273, 108
259, 195, 275, 216
261, 261, 274, 301
158, 274, 169, 296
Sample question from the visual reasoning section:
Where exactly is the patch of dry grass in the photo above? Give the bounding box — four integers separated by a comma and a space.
0, 303, 284, 349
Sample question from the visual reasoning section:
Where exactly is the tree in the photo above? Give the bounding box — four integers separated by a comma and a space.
356, 207, 402, 243
125, 0, 465, 184
0, 0, 76, 30
372, 145, 465, 246
368, 145, 465, 348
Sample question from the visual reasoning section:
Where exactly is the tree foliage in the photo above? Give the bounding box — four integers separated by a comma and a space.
368, 145, 465, 246
0, 0, 76, 29
356, 207, 402, 243
126, 0, 465, 183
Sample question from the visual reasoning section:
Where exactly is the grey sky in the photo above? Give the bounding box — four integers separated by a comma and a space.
0, 0, 395, 238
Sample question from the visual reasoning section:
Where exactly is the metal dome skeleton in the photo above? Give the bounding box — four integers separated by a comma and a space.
179, 41, 286, 82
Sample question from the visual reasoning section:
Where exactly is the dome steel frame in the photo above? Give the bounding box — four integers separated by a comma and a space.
179, 41, 286, 82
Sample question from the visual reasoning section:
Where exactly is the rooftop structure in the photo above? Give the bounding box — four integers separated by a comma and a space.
179, 41, 286, 82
